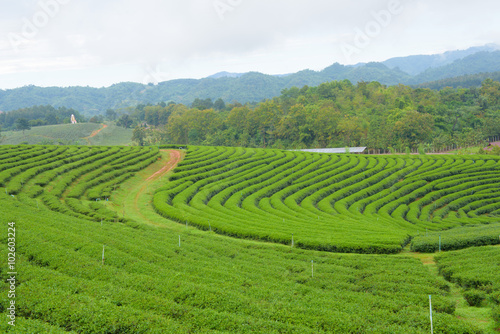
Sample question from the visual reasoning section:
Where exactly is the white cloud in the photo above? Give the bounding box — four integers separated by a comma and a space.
1, 0, 500, 88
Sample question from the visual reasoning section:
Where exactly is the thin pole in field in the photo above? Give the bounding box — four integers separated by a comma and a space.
179, 235, 181, 247
311, 260, 314, 278
291, 233, 294, 248
429, 295, 433, 334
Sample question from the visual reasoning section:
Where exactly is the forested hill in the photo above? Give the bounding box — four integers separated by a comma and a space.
2, 48, 500, 115
417, 71, 500, 90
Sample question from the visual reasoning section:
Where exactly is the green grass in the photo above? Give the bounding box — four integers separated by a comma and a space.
411, 224, 500, 252
436, 246, 500, 333
154, 146, 500, 254
409, 251, 498, 333
87, 124, 134, 146
0, 192, 480, 333
1, 123, 101, 145
0, 123, 133, 146
0, 144, 498, 332
447, 147, 485, 155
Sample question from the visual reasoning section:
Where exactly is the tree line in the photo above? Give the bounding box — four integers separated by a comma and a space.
0, 105, 84, 131
2, 79, 499, 152
124, 79, 500, 151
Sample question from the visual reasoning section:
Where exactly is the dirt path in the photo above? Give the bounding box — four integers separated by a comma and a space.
146, 150, 181, 181
132, 150, 182, 224
89, 124, 108, 138
84, 124, 108, 145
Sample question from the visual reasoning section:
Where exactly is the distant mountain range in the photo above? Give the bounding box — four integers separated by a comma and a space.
382, 44, 500, 75
1, 45, 500, 115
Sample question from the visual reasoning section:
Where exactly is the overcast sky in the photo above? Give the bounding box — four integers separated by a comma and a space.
0, 0, 499, 89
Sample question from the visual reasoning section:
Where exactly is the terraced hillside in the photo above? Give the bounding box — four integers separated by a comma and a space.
154, 146, 500, 254
0, 123, 134, 146
0, 146, 500, 333
0, 144, 490, 332
0, 145, 160, 222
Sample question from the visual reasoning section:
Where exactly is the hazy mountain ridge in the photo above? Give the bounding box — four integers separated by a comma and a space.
1, 46, 500, 115
382, 44, 500, 75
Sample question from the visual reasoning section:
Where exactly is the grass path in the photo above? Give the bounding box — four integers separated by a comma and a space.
110, 149, 184, 228
407, 250, 497, 333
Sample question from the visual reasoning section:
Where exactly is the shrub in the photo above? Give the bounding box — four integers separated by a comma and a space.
463, 289, 487, 307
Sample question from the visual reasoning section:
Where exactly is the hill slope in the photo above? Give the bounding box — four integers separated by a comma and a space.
154, 146, 500, 254
383, 44, 500, 75
0, 123, 133, 146
0, 144, 490, 333
2, 47, 500, 114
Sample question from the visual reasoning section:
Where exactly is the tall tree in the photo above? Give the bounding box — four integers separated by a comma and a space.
106, 109, 117, 121
117, 114, 133, 128
393, 111, 434, 148
214, 98, 226, 111
16, 118, 31, 134
132, 126, 147, 146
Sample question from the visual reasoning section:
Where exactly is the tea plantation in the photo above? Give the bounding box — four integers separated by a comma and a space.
0, 144, 498, 333
155, 146, 500, 253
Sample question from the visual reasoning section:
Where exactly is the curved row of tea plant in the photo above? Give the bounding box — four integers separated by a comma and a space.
1, 145, 160, 223
154, 146, 500, 254
410, 223, 500, 252
0, 191, 480, 333
435, 246, 500, 327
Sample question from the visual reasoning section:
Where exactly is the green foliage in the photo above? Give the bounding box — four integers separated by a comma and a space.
87, 124, 133, 146
493, 305, 500, 324
3, 50, 500, 113
136, 79, 499, 150
0, 105, 83, 130
411, 224, 500, 252
0, 123, 101, 145
0, 145, 158, 222
435, 246, 500, 328
132, 126, 146, 146
463, 289, 488, 307
154, 146, 500, 254
436, 246, 500, 290
0, 144, 497, 332
417, 70, 500, 90
116, 114, 133, 128
15, 118, 31, 134
4, 75, 500, 151
0, 189, 480, 333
